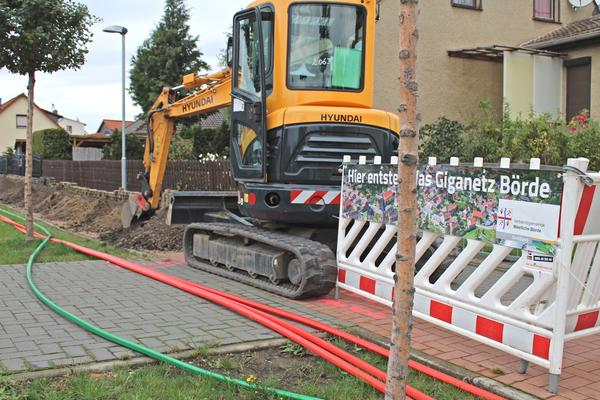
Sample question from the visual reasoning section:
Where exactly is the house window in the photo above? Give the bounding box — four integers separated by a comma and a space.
534, 0, 559, 22
16, 114, 27, 128
451, 0, 482, 10
66, 125, 73, 134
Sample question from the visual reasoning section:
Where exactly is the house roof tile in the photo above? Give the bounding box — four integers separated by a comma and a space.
97, 119, 135, 134
522, 14, 600, 48
0, 93, 61, 128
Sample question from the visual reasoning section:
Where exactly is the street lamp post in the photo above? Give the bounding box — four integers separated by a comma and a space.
103, 25, 128, 190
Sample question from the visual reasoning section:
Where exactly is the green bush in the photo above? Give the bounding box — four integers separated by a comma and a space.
2, 147, 14, 156
461, 101, 504, 162
169, 136, 194, 160
185, 119, 230, 159
419, 117, 464, 163
422, 105, 598, 171
32, 128, 72, 159
102, 129, 145, 160
567, 112, 600, 171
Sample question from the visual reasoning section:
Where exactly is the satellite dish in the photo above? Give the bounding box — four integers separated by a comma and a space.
568, 0, 593, 7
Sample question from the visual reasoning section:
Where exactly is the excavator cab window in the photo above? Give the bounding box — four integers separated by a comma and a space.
287, 3, 365, 91
226, 37, 233, 68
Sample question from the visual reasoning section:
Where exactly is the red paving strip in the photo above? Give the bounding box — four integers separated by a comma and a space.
299, 289, 600, 400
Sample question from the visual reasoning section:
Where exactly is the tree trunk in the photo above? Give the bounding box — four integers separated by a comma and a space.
25, 70, 35, 239
385, 1, 419, 399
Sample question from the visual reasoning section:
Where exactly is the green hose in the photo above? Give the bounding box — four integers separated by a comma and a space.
0, 208, 321, 400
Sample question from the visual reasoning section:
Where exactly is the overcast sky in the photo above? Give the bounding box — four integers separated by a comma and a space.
0, 0, 246, 132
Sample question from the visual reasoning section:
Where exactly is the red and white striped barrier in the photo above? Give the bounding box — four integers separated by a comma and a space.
336, 156, 600, 394
290, 190, 341, 205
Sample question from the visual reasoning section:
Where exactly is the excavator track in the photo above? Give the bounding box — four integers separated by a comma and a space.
183, 222, 338, 299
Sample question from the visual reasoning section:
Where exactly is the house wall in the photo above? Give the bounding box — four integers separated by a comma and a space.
374, 0, 596, 124
58, 117, 87, 136
0, 96, 58, 152
562, 45, 600, 120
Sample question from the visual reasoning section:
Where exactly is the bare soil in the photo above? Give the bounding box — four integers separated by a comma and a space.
0, 176, 183, 251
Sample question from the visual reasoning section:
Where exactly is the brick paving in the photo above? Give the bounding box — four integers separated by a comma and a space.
0, 259, 339, 373
3, 254, 599, 399
300, 289, 600, 400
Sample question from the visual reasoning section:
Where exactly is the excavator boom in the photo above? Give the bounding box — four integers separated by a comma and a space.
122, 69, 232, 227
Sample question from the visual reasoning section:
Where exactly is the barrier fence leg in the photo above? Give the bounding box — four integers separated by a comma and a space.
549, 374, 560, 394
545, 158, 588, 394
517, 359, 529, 374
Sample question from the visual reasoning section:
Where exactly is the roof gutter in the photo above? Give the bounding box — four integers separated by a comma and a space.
526, 30, 600, 49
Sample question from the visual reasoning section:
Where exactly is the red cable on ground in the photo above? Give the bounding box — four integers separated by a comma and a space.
187, 282, 504, 400
1, 214, 503, 400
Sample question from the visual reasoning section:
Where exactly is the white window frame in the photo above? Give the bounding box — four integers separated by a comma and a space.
16, 114, 27, 128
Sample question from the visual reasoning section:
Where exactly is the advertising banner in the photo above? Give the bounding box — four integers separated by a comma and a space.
341, 164, 563, 255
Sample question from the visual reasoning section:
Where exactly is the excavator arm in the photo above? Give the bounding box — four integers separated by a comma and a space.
122, 69, 232, 227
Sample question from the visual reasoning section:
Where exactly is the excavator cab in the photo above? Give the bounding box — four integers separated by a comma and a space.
228, 1, 398, 226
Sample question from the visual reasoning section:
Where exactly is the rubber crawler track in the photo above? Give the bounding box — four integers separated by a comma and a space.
183, 222, 338, 299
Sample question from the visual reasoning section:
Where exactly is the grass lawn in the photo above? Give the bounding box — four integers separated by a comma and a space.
0, 341, 477, 400
0, 205, 135, 265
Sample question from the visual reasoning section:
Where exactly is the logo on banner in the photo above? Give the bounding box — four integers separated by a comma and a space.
497, 208, 512, 228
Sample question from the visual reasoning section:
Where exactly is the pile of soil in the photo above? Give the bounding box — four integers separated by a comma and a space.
0, 176, 183, 251
99, 208, 185, 251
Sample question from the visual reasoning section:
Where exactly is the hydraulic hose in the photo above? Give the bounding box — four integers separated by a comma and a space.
0, 209, 322, 400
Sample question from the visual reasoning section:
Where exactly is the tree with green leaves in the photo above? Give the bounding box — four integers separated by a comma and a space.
0, 0, 98, 238
130, 0, 209, 114
32, 128, 72, 160
102, 130, 145, 161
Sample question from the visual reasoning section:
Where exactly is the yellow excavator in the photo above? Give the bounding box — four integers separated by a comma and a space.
123, 0, 400, 298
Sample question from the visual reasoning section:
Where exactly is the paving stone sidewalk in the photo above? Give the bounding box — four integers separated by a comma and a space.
302, 289, 600, 400
0, 259, 340, 373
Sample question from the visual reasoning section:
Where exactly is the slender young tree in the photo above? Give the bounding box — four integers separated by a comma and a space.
385, 1, 420, 398
130, 0, 209, 114
0, 0, 98, 238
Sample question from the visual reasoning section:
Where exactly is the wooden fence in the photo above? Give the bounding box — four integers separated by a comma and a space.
41, 160, 236, 192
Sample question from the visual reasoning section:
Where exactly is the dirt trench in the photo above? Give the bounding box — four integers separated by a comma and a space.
0, 176, 183, 251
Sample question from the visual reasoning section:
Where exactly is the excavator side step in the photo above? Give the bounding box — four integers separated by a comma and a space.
183, 222, 337, 299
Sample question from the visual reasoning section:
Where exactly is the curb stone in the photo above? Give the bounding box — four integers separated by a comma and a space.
3, 338, 290, 382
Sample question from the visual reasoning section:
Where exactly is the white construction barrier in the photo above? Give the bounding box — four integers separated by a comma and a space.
336, 156, 600, 393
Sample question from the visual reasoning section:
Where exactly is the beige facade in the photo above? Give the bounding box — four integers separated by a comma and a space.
0, 95, 60, 153
374, 0, 597, 124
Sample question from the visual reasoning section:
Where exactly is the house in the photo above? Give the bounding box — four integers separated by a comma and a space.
522, 14, 600, 120
374, 0, 599, 124
56, 115, 87, 136
68, 118, 134, 161
0, 93, 62, 154
97, 119, 134, 137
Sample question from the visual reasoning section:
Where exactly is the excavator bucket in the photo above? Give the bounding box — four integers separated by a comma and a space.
121, 193, 151, 228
